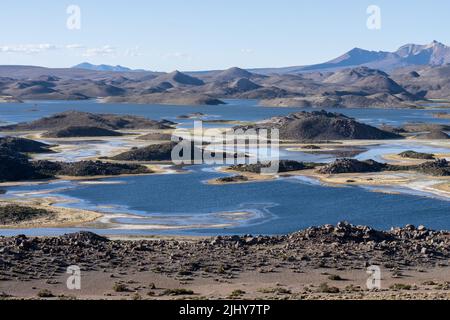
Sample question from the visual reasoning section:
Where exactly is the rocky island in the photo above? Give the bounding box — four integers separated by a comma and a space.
2, 110, 174, 131
43, 126, 123, 138
235, 110, 402, 141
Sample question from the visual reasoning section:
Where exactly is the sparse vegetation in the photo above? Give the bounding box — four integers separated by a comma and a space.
389, 283, 412, 291
318, 283, 340, 294
162, 288, 194, 296
399, 150, 435, 160
37, 289, 54, 298
327, 274, 344, 281
113, 283, 129, 292
0, 205, 54, 225
229, 289, 246, 298
258, 287, 292, 295
344, 284, 362, 292
132, 293, 142, 300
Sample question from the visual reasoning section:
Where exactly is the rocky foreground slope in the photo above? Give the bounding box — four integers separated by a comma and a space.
0, 222, 448, 284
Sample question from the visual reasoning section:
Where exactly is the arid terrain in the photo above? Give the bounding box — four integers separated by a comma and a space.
0, 223, 449, 300
1, 95, 450, 301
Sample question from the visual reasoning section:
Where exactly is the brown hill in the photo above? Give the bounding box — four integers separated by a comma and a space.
43, 126, 123, 138
0, 136, 52, 153
238, 110, 402, 141
415, 130, 449, 140
4, 111, 174, 131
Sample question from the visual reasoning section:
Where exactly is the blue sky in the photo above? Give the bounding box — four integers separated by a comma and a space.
0, 0, 449, 71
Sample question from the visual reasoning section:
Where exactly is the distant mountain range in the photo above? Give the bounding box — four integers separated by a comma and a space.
71, 41, 450, 75
2, 41, 450, 108
249, 41, 450, 74
72, 62, 147, 72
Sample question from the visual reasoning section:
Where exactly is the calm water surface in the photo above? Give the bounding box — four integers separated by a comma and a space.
1, 99, 450, 127
1, 100, 450, 235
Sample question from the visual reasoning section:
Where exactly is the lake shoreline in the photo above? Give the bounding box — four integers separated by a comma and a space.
1, 102, 450, 236
2, 138, 450, 234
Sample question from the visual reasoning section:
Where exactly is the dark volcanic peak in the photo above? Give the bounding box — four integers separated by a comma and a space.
323, 67, 407, 94
0, 148, 49, 182
231, 160, 319, 174
408, 71, 421, 78
43, 126, 123, 138
242, 110, 402, 141
239, 86, 289, 99
33, 160, 150, 177
213, 67, 254, 81
136, 132, 173, 141
318, 158, 387, 174
229, 78, 261, 92
304, 48, 393, 72
154, 70, 204, 86
110, 142, 177, 161
391, 64, 450, 100
324, 66, 389, 83
3, 111, 174, 131
395, 40, 450, 65
156, 81, 174, 90
0, 136, 51, 153
0, 137, 52, 182
416, 130, 450, 140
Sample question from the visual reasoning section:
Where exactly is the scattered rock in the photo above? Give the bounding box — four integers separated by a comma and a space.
399, 150, 435, 160
0, 223, 448, 285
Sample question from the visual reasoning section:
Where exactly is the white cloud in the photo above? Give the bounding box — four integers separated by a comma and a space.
82, 45, 116, 57
241, 48, 254, 54
0, 43, 141, 61
0, 43, 58, 54
65, 44, 85, 50
163, 52, 192, 60
123, 46, 142, 57
0, 43, 85, 54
